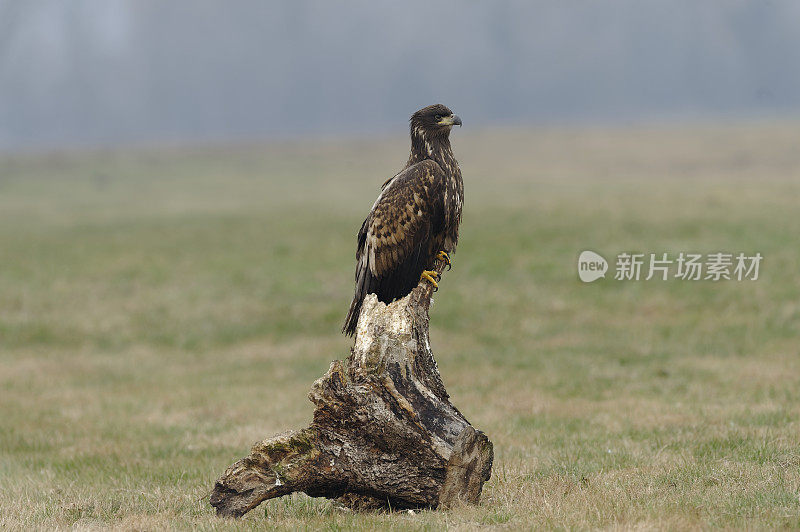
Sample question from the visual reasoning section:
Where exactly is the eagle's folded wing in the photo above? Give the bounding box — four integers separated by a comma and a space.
358, 159, 446, 278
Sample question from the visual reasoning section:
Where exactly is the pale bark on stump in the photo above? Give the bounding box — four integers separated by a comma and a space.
210, 261, 493, 517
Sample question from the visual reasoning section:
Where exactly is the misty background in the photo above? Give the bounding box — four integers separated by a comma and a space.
2, 0, 800, 152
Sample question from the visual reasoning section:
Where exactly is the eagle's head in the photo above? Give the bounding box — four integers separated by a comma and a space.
410, 104, 462, 138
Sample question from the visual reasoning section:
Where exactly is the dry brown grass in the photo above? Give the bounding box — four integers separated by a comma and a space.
1, 121, 799, 529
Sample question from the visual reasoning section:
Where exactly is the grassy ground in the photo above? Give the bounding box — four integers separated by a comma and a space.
1, 123, 799, 530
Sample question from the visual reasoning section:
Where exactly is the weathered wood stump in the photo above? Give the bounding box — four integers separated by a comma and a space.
209, 260, 493, 517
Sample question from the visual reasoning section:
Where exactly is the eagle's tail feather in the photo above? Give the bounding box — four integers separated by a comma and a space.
342, 284, 365, 336
343, 261, 372, 336
343, 243, 430, 337
346, 268, 408, 337
342, 296, 362, 336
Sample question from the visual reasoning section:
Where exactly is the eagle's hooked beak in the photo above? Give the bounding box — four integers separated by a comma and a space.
439, 114, 462, 127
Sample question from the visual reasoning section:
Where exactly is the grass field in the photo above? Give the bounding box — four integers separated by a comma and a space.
1, 123, 799, 530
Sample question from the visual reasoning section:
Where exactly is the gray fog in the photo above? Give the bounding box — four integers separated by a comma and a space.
2, 1, 800, 151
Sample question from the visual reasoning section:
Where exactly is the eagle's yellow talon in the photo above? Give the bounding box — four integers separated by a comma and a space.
436, 251, 452, 270
420, 270, 439, 290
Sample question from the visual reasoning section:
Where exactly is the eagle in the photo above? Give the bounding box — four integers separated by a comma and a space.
343, 104, 463, 336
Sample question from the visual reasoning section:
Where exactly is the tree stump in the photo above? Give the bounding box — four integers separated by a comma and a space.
209, 260, 493, 517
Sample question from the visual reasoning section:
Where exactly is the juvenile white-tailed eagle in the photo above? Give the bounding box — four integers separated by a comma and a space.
343, 104, 463, 336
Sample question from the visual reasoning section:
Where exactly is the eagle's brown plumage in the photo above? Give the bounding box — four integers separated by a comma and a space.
343, 104, 463, 336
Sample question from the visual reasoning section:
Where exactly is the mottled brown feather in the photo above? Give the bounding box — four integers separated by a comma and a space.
362, 160, 446, 278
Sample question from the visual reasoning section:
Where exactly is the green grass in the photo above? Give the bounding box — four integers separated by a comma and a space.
1, 123, 799, 529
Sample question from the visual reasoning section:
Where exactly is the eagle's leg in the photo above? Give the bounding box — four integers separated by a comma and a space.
420, 270, 440, 291
436, 251, 452, 270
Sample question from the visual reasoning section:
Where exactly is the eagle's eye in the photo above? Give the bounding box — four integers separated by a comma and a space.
434, 114, 442, 121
